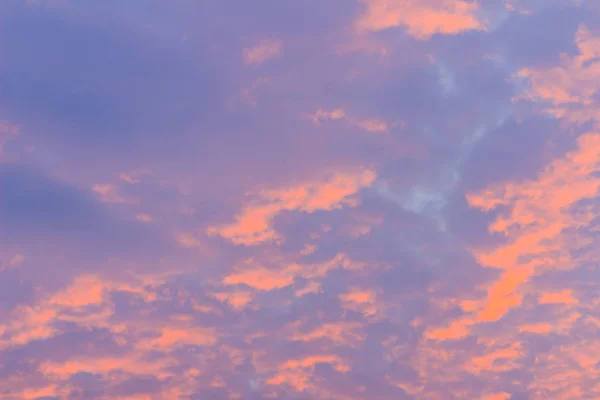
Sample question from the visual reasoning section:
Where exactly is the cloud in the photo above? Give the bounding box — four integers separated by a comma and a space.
466, 132, 600, 321
244, 39, 283, 66
339, 287, 381, 318
135, 213, 153, 223
92, 183, 139, 204
538, 289, 578, 305
3, 0, 600, 398
356, 0, 485, 39
208, 169, 376, 245
308, 108, 402, 133
0, 165, 168, 265
223, 266, 295, 291
515, 24, 600, 123
519, 322, 553, 334
266, 355, 349, 392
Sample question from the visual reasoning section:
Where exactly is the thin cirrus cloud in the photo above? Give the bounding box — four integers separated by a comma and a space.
308, 108, 402, 133
1, 0, 600, 399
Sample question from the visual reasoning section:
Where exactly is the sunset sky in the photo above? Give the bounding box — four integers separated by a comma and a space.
1, 1, 600, 399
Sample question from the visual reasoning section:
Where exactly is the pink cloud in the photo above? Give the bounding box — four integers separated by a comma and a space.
92, 183, 139, 204
308, 107, 402, 133
3, 2, 600, 399
463, 133, 600, 322
356, 0, 485, 39
208, 169, 376, 245
243, 39, 283, 67
515, 25, 600, 122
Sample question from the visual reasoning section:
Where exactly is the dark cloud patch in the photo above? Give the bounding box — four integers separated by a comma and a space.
0, 2, 226, 156
110, 376, 163, 397
510, 391, 531, 400
0, 164, 170, 263
68, 372, 106, 399
1, 165, 111, 233
0, 353, 37, 380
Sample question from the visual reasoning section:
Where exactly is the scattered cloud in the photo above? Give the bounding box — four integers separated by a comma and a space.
208, 169, 376, 245
2, 1, 600, 398
308, 107, 403, 133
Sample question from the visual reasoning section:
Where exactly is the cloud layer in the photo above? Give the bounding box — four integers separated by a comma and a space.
1, 0, 600, 399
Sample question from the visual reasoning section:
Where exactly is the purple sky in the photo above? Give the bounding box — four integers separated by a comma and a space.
1, 1, 600, 399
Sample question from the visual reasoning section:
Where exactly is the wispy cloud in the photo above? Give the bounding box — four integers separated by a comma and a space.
243, 39, 283, 67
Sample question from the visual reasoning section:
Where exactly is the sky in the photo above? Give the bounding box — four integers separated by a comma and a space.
1, 0, 600, 399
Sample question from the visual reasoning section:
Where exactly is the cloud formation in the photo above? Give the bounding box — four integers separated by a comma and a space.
356, 0, 485, 38
1, 0, 600, 399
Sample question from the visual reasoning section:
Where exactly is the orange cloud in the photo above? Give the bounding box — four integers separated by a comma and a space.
467, 132, 600, 321
309, 108, 346, 125
2, 305, 58, 347
407, 126, 600, 396
0, 274, 161, 350
208, 169, 376, 245
295, 281, 321, 297
308, 107, 401, 133
515, 25, 600, 123
387, 378, 424, 396
519, 323, 553, 334
92, 183, 139, 204
223, 266, 295, 291
213, 290, 254, 310
477, 268, 532, 322
136, 213, 153, 223
49, 275, 106, 308
539, 289, 578, 305
244, 39, 282, 67
356, 0, 485, 39
175, 232, 211, 254
266, 355, 349, 391
354, 117, 391, 133
483, 393, 511, 400
139, 327, 217, 350
40, 355, 174, 381
22, 384, 65, 400
425, 318, 474, 341
119, 168, 151, 184
339, 287, 381, 318
467, 342, 523, 373
9, 253, 24, 267
222, 253, 371, 294
289, 322, 365, 347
